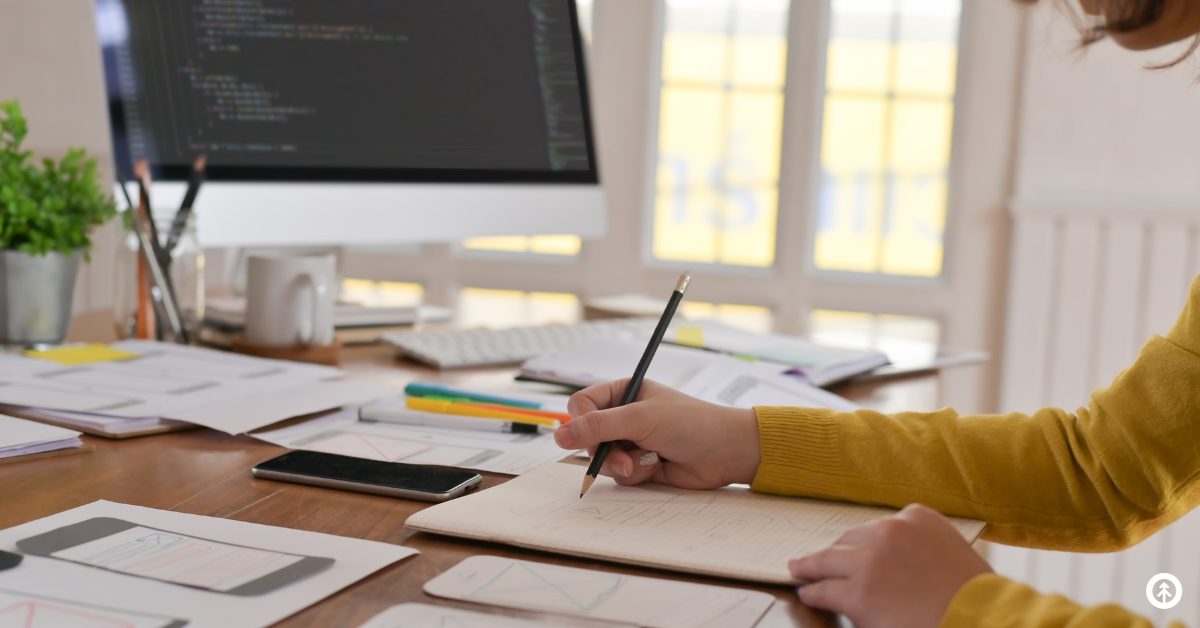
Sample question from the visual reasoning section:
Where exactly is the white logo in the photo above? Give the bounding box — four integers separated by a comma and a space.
1147, 573, 1183, 609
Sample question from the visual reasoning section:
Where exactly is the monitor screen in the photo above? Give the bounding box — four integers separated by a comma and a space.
96, 0, 597, 183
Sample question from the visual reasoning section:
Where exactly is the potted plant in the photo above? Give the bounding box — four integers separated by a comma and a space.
0, 101, 116, 346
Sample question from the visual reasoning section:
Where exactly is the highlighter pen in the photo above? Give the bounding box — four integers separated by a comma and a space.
423, 396, 572, 423
580, 273, 690, 498
403, 383, 542, 409
359, 406, 551, 434
405, 397, 560, 427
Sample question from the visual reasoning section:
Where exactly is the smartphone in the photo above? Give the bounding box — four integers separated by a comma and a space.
16, 517, 333, 596
252, 450, 483, 502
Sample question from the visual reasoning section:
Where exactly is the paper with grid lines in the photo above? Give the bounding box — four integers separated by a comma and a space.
406, 463, 986, 584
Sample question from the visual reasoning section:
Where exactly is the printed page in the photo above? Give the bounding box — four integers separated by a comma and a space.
357, 603, 570, 628
407, 463, 987, 584
424, 556, 774, 628
253, 408, 572, 475
0, 588, 185, 628
52, 526, 306, 592
678, 357, 862, 412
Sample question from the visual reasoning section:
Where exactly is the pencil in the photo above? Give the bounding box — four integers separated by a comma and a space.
580, 273, 690, 498
166, 154, 205, 255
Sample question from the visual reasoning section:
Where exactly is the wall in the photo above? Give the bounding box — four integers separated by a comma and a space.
995, 4, 1200, 623
0, 0, 117, 314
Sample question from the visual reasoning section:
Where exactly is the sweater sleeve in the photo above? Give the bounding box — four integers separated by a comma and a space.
940, 574, 1180, 628
749, 274, 1200, 552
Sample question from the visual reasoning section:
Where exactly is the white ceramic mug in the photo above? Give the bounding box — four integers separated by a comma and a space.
245, 254, 336, 347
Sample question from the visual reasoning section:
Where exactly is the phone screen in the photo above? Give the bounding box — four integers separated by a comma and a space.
255, 450, 480, 494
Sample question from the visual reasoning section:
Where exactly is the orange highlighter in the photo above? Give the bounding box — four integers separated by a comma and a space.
405, 397, 567, 427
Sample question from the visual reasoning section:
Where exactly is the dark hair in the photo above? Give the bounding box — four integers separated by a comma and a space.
1018, 0, 1198, 67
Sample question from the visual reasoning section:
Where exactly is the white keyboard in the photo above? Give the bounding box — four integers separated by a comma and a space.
382, 318, 658, 369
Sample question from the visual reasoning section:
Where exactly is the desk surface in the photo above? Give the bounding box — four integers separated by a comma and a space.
3, 335, 942, 628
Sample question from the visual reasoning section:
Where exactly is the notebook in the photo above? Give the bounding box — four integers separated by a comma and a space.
406, 463, 987, 584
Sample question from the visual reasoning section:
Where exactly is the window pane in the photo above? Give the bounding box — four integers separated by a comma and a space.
341, 279, 424, 307
652, 0, 790, 269
461, 235, 583, 256
681, 301, 774, 333
814, 0, 960, 278
457, 288, 580, 329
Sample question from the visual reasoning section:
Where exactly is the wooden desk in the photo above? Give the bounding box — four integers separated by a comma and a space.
3, 335, 941, 628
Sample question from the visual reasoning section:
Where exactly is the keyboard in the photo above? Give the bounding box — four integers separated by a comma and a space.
382, 318, 658, 369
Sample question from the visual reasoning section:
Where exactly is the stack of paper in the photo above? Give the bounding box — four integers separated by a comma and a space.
520, 341, 861, 412
666, 320, 889, 386
0, 414, 82, 459
5, 340, 391, 436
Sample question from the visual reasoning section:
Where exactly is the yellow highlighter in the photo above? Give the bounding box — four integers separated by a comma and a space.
405, 397, 560, 427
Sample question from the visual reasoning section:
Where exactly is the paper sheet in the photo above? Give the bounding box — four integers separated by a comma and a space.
252, 407, 573, 475
0, 341, 393, 434
678, 357, 861, 412
407, 463, 987, 584
520, 341, 726, 389
0, 414, 81, 458
0, 588, 186, 628
425, 556, 774, 628
357, 603, 570, 628
0, 501, 418, 628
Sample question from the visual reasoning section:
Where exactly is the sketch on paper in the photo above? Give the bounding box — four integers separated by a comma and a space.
356, 602, 570, 628
50, 525, 306, 592
0, 588, 186, 628
298, 431, 434, 462
469, 561, 624, 612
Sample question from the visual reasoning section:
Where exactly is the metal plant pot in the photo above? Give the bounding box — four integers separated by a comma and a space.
0, 249, 80, 347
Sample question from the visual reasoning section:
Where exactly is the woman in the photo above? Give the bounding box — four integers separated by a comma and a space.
554, 4, 1200, 626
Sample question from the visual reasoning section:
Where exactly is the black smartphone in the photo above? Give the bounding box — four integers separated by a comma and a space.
252, 451, 483, 502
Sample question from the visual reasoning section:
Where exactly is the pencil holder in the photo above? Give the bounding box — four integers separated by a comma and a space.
113, 212, 205, 340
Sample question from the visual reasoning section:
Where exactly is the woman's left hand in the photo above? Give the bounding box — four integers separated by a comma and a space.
789, 504, 992, 628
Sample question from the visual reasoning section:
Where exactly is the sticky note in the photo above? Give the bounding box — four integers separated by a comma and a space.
25, 343, 140, 365
675, 326, 705, 348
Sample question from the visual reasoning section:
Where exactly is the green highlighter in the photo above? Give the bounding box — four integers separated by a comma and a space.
403, 383, 542, 409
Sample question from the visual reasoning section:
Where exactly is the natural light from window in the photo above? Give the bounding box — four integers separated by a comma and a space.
651, 0, 789, 268
457, 288, 582, 328
813, 0, 960, 278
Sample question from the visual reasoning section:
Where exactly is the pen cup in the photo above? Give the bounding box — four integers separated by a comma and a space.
113, 212, 205, 340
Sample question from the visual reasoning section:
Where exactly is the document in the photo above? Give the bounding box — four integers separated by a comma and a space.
425, 556, 775, 628
0, 341, 392, 434
0, 500, 418, 628
678, 357, 861, 412
407, 463, 986, 584
0, 588, 186, 628
252, 407, 573, 475
0, 414, 81, 459
357, 603, 569, 628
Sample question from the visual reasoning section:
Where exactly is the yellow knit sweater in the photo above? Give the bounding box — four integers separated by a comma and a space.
748, 276, 1200, 627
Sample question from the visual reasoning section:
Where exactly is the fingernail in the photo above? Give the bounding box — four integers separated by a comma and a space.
555, 424, 574, 446
621, 462, 632, 477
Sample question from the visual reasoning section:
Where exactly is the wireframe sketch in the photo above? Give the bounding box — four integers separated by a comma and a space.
298, 431, 434, 462
41, 368, 215, 396
356, 602, 570, 628
0, 382, 138, 413
0, 588, 186, 628
469, 562, 624, 612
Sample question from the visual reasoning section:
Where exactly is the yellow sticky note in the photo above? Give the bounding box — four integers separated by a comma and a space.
676, 326, 705, 348
25, 343, 140, 365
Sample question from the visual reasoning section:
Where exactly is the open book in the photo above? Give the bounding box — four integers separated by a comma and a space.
406, 463, 986, 584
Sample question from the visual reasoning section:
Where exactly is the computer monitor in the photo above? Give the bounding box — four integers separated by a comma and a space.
94, 0, 606, 247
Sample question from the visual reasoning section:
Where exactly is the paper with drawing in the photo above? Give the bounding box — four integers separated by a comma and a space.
425, 556, 774, 628
0, 588, 187, 628
0, 500, 417, 628
252, 407, 572, 475
407, 463, 986, 584
356, 603, 570, 628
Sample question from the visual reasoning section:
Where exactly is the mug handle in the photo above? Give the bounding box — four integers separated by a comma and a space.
295, 273, 318, 347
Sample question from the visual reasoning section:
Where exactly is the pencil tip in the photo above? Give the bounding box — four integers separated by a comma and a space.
579, 474, 596, 498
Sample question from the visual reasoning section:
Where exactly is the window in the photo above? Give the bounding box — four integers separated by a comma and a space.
341, 279, 424, 307
651, 0, 790, 268
813, 0, 961, 277
680, 301, 774, 333
810, 308, 940, 362
457, 288, 581, 328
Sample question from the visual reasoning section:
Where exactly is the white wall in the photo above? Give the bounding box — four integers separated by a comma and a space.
0, 0, 118, 314
996, 5, 1200, 623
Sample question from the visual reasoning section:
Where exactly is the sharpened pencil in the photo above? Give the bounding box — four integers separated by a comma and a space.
580, 273, 690, 497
